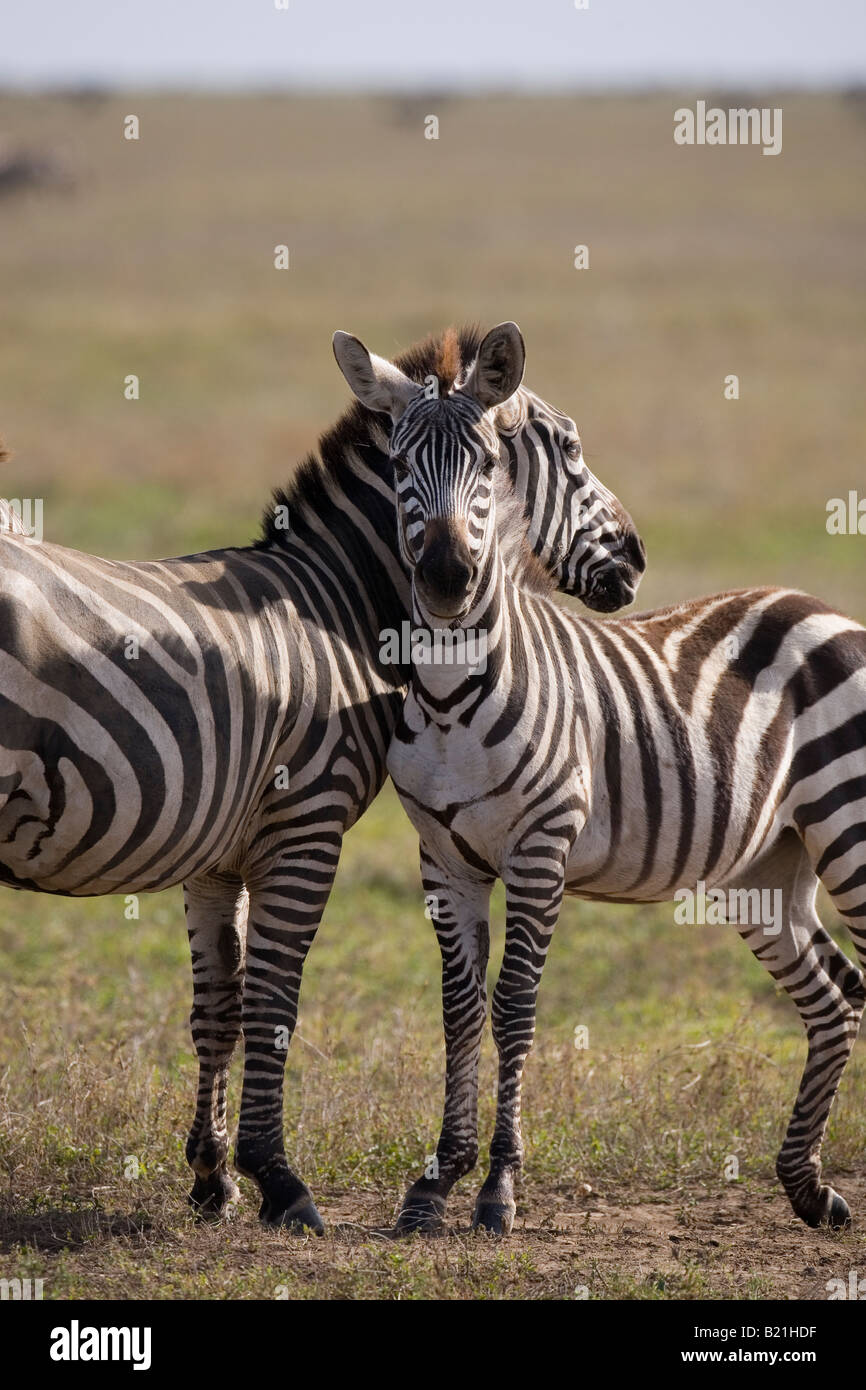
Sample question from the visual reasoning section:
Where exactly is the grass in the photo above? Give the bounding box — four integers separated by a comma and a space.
2, 785, 865, 1299
0, 91, 864, 1299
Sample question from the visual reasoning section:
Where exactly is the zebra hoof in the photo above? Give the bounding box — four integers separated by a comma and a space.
825, 1190, 851, 1231
800, 1186, 851, 1231
395, 1195, 447, 1234
471, 1200, 515, 1236
259, 1195, 324, 1235
188, 1171, 240, 1221
261, 1198, 325, 1235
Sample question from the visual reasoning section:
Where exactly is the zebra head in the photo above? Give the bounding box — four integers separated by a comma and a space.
332, 322, 645, 616
498, 386, 645, 612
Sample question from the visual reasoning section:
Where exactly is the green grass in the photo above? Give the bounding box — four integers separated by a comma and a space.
0, 91, 864, 1298
2, 785, 865, 1298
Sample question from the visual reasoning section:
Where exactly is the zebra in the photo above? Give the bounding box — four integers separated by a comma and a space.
335, 326, 866, 1236
0, 323, 645, 1232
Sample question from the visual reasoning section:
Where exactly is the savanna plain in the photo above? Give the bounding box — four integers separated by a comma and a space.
0, 92, 864, 1299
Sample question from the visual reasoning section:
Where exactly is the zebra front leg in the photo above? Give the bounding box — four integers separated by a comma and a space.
473, 858, 562, 1235
184, 872, 248, 1220
234, 855, 335, 1233
396, 856, 493, 1233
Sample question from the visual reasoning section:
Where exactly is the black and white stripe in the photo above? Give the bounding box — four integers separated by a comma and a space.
372, 342, 866, 1236
1, 323, 644, 1230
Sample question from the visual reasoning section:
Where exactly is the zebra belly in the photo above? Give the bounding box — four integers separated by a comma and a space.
562, 832, 755, 904
552, 715, 791, 905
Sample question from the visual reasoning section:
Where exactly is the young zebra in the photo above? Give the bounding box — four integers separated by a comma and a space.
337, 330, 866, 1236
0, 324, 644, 1232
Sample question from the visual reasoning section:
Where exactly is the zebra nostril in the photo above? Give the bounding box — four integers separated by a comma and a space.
586, 566, 639, 613
447, 557, 476, 594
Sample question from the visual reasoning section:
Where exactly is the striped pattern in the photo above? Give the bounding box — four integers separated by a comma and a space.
391, 389, 644, 615
0, 325, 644, 1231
384, 385, 866, 1236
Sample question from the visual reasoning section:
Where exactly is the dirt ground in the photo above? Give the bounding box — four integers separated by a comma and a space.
315, 1180, 866, 1301
4, 1175, 862, 1301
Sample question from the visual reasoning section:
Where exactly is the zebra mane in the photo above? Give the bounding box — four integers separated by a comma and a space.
258, 325, 486, 547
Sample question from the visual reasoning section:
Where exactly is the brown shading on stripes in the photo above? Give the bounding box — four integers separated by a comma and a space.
670, 590, 771, 715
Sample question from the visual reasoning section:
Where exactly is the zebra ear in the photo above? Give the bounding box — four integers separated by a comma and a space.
463, 322, 525, 410
332, 332, 419, 420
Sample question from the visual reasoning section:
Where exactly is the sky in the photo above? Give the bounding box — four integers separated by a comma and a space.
2, 0, 864, 91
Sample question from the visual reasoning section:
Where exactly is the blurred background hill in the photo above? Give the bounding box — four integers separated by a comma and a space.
0, 89, 863, 613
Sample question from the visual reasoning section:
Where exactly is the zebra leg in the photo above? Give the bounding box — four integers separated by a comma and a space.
395, 856, 493, 1233
733, 834, 865, 1229
234, 856, 334, 1233
802, 818, 866, 1220
184, 872, 248, 1219
472, 858, 563, 1236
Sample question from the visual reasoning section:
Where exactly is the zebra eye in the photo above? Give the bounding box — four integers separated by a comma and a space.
481, 455, 497, 476
566, 439, 583, 464
392, 456, 410, 482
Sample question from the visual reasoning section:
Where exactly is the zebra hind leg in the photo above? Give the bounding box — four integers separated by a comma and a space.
805, 811, 866, 1216
733, 833, 864, 1229
184, 872, 248, 1220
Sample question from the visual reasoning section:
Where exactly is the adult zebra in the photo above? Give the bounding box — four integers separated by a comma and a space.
336, 330, 866, 1236
0, 324, 645, 1232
